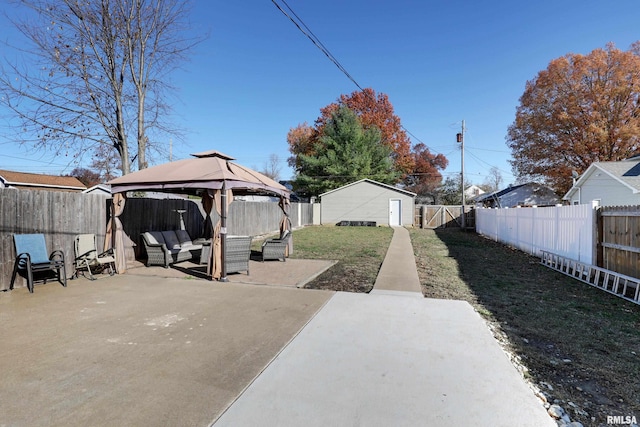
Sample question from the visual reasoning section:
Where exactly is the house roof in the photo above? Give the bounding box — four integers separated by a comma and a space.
0, 169, 86, 191
474, 182, 560, 207
82, 184, 112, 195
474, 183, 527, 202
465, 184, 486, 200
319, 179, 417, 198
563, 160, 640, 199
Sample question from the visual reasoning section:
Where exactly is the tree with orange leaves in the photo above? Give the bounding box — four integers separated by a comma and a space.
286, 122, 315, 171
317, 88, 414, 175
288, 88, 447, 196
508, 42, 640, 195
405, 143, 449, 197
288, 88, 414, 175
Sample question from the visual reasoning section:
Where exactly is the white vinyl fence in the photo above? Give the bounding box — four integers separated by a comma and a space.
475, 204, 596, 264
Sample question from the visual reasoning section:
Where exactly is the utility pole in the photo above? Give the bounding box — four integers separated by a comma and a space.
456, 120, 466, 229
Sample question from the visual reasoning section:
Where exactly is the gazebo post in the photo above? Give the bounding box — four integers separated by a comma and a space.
219, 182, 228, 282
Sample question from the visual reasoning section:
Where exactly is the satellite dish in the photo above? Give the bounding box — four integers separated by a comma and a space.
571, 170, 579, 179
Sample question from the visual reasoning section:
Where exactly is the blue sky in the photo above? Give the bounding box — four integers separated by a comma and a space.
1, 0, 640, 187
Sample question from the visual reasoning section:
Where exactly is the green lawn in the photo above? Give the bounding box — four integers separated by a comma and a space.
289, 226, 393, 293
409, 228, 640, 426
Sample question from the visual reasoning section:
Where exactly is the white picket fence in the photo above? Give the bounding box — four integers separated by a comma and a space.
475, 204, 596, 264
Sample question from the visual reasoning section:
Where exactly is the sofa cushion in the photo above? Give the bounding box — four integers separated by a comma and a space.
161, 230, 182, 250
145, 231, 165, 245
175, 229, 193, 247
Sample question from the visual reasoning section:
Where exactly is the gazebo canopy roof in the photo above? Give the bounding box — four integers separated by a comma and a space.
108, 150, 289, 198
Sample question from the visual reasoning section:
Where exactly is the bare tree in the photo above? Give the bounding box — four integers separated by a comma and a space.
90, 143, 121, 182
484, 166, 504, 191
0, 0, 202, 175
261, 153, 283, 181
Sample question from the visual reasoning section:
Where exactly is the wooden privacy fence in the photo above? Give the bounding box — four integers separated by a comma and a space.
1, 189, 313, 291
119, 199, 312, 262
415, 205, 475, 229
599, 206, 640, 279
0, 189, 109, 291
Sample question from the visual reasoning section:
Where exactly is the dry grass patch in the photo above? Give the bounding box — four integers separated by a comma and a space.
410, 228, 640, 426
290, 226, 393, 293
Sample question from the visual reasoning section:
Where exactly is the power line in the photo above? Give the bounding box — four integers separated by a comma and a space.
270, 0, 441, 155
271, 0, 364, 92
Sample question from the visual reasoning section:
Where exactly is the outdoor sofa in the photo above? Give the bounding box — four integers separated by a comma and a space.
141, 230, 204, 267
141, 230, 252, 275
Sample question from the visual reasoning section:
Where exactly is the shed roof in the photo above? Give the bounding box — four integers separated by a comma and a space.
0, 169, 86, 191
319, 179, 416, 198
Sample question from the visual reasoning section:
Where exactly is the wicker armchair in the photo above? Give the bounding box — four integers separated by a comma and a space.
261, 230, 291, 262
225, 235, 252, 275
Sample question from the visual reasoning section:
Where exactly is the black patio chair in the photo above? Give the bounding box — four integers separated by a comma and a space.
10, 234, 67, 293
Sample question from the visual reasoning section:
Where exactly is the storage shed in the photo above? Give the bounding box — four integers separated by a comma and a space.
319, 179, 415, 226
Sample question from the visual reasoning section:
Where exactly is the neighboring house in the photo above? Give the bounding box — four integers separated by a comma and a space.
563, 159, 640, 206
83, 184, 112, 196
0, 169, 86, 192
319, 179, 416, 226
465, 185, 485, 201
83, 184, 193, 200
234, 195, 279, 202
475, 182, 560, 208
278, 180, 302, 202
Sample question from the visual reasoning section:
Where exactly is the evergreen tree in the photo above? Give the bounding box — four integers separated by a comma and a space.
294, 106, 398, 197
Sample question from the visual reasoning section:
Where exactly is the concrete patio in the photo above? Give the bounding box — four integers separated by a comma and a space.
0, 273, 333, 426
0, 230, 553, 426
125, 257, 336, 289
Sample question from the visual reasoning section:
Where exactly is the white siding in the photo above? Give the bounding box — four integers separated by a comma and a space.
571, 172, 640, 206
476, 204, 595, 263
321, 181, 414, 226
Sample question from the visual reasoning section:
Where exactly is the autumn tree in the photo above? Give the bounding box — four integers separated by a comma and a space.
404, 142, 449, 197
69, 167, 101, 187
507, 42, 640, 194
0, 0, 201, 175
294, 106, 398, 197
286, 122, 315, 171
288, 88, 414, 176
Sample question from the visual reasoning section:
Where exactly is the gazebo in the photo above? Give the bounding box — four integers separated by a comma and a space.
107, 150, 291, 281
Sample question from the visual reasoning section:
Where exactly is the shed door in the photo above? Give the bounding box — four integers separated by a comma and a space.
389, 199, 402, 226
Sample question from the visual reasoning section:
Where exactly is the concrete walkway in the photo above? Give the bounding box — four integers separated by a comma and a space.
213, 227, 555, 427
371, 226, 422, 296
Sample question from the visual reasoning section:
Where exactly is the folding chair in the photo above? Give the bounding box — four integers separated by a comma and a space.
74, 234, 116, 280
10, 234, 67, 293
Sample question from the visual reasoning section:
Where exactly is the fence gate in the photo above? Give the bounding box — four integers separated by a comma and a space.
414, 205, 460, 229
